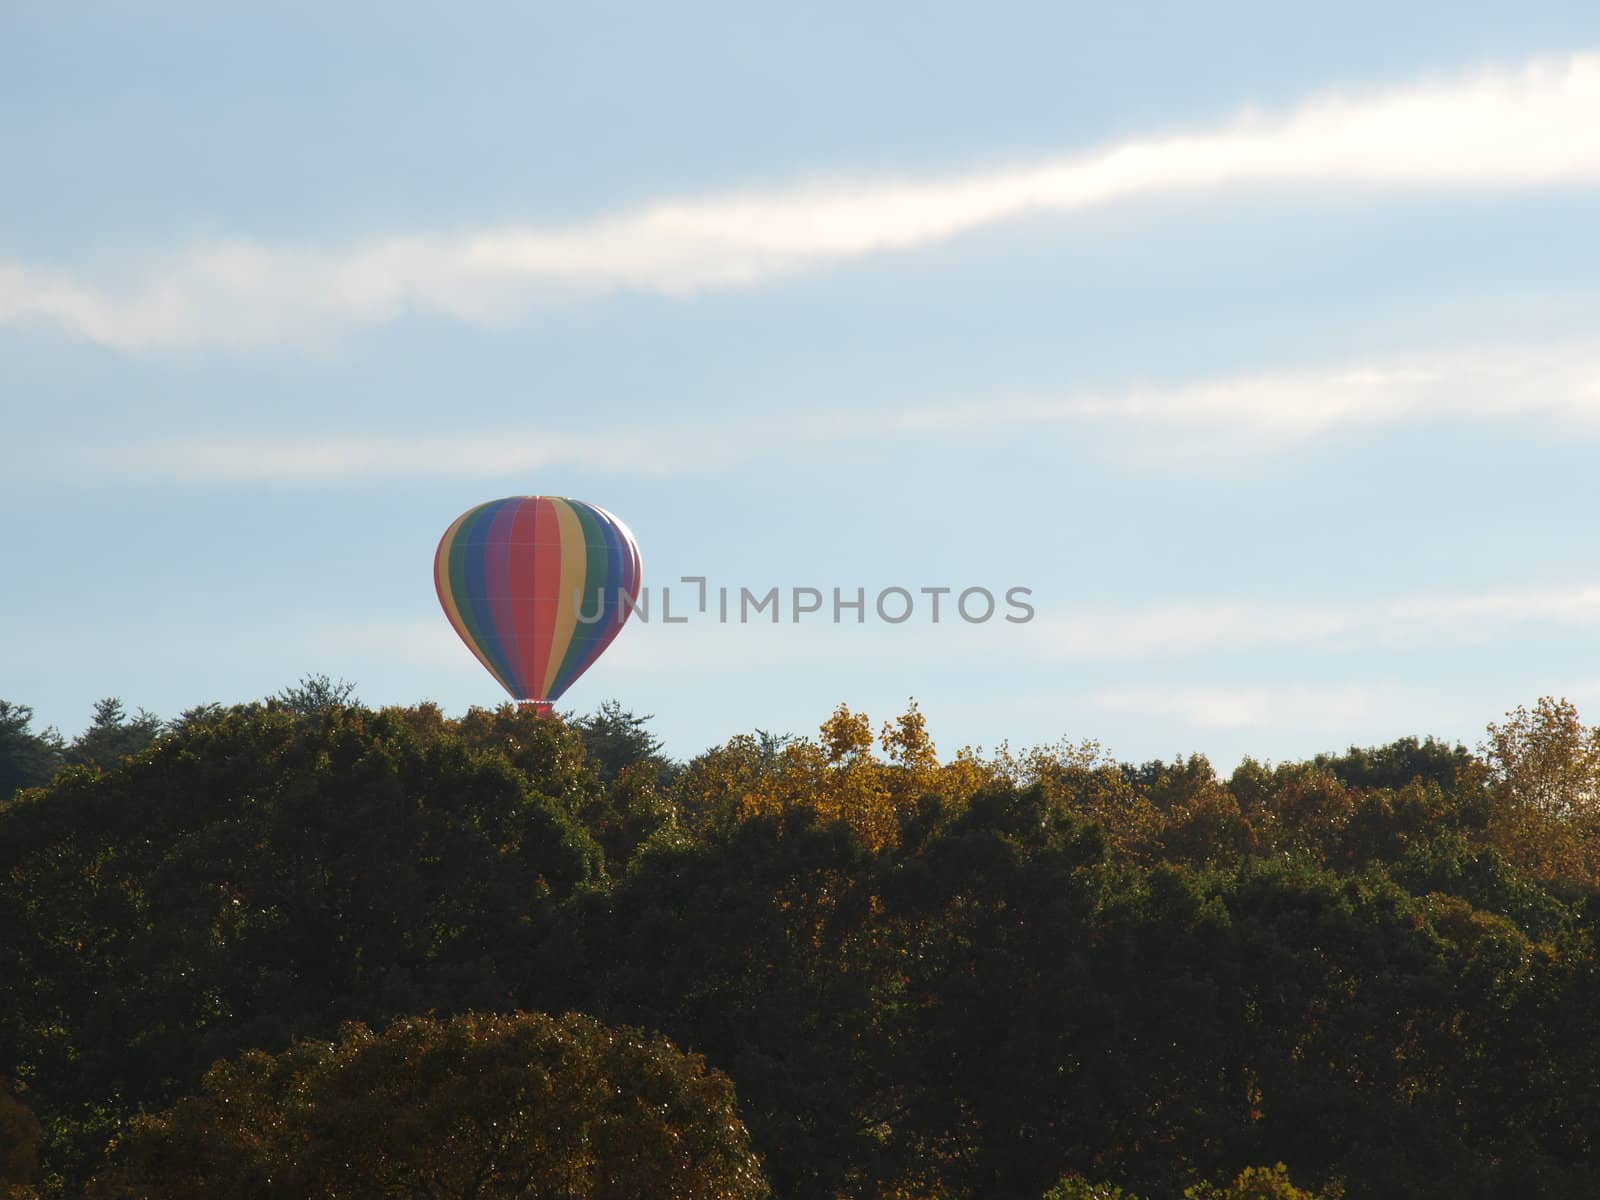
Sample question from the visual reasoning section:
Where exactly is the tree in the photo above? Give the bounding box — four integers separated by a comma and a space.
1043, 1178, 1140, 1200
1482, 697, 1600, 884
674, 702, 1002, 852
577, 761, 684, 875
0, 1079, 42, 1197
1484, 698, 1600, 819
453, 702, 600, 816
1313, 736, 1473, 793
164, 702, 227, 734
87, 1011, 769, 1200
581, 806, 881, 1200
13, 692, 1600, 1198
63, 698, 162, 773
271, 672, 358, 716
0, 702, 62, 803
1185, 1163, 1341, 1200
0, 704, 600, 1190
569, 700, 668, 787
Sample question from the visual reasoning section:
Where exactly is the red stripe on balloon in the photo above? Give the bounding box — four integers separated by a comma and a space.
526, 496, 562, 702
507, 497, 541, 701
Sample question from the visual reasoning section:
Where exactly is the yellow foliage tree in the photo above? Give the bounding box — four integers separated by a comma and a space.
1482, 697, 1600, 886
675, 701, 1005, 850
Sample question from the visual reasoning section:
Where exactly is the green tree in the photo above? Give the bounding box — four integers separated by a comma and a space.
1313, 736, 1474, 793
581, 806, 881, 1200
163, 702, 226, 734
0, 702, 62, 803
577, 761, 685, 875
87, 1011, 769, 1200
454, 702, 601, 816
63, 698, 162, 773
569, 700, 668, 787
271, 672, 358, 716
0, 704, 599, 1190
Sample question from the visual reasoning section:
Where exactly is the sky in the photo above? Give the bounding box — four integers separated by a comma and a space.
4, 1, 1600, 767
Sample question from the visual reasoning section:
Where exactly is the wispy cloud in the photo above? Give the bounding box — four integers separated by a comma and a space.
1037, 582, 1600, 661
1086, 683, 1437, 730
87, 432, 702, 483
854, 340, 1600, 458
82, 335, 1600, 482
4, 53, 1598, 350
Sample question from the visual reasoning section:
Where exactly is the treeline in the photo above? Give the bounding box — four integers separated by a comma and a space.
2, 687, 1600, 1198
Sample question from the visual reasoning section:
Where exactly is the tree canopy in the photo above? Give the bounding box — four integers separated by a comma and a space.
86, 1011, 768, 1200
4, 690, 1600, 1198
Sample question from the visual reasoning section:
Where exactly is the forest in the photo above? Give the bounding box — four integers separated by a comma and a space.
3, 681, 1600, 1199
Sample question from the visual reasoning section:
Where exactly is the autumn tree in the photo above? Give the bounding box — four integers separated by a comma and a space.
1482, 697, 1600, 885
87, 1011, 769, 1200
1009, 737, 1160, 861
674, 701, 1002, 851
1185, 1162, 1342, 1200
1044, 1163, 1341, 1200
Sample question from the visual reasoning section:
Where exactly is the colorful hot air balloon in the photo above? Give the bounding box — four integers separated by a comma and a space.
434, 496, 643, 708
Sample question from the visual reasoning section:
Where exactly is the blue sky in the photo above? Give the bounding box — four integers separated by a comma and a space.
5, 2, 1600, 766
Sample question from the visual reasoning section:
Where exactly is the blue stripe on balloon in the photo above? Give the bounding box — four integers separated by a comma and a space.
551, 505, 630, 700
462, 497, 523, 696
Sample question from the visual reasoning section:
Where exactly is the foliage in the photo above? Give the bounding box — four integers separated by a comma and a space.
62, 698, 163, 774
86, 1011, 768, 1200
0, 702, 62, 805
5, 690, 1600, 1199
1481, 697, 1600, 886
1313, 735, 1474, 793
1044, 1163, 1340, 1200
1043, 1177, 1140, 1200
0, 703, 600, 1186
270, 672, 358, 716
673, 700, 1003, 850
570, 699, 669, 787
0, 1079, 42, 1196
1184, 1162, 1340, 1199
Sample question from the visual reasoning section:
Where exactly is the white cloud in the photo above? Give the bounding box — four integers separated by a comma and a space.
84, 335, 1600, 481
87, 431, 698, 483
873, 339, 1600, 459
4, 53, 1599, 350
1087, 683, 1432, 730
1036, 582, 1600, 661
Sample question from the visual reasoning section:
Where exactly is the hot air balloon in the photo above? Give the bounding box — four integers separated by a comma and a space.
434, 496, 642, 709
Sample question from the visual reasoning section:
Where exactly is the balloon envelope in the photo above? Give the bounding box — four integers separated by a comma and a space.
434, 496, 642, 704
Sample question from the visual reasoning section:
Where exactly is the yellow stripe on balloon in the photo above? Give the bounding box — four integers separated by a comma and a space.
540, 498, 589, 699
434, 509, 474, 644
